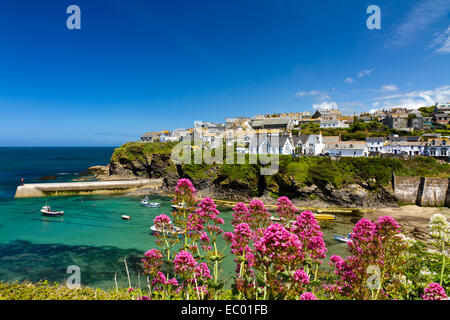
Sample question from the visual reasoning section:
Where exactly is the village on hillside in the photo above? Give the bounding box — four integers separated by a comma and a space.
139, 103, 450, 161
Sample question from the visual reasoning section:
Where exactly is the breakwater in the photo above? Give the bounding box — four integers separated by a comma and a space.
14, 179, 163, 198
393, 175, 450, 207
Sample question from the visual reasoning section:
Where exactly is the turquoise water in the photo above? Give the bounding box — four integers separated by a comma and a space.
0, 148, 354, 290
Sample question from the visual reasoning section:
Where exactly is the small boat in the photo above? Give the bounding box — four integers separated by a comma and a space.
142, 202, 160, 208
40, 204, 64, 217
140, 197, 150, 205
122, 215, 131, 220
150, 225, 185, 238
334, 235, 351, 243
314, 213, 336, 221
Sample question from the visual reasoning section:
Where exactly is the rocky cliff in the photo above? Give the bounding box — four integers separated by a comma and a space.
103, 143, 405, 208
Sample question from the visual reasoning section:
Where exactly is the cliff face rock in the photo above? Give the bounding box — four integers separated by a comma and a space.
107, 152, 397, 207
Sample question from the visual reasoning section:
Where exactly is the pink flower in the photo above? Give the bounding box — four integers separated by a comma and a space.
276, 196, 298, 224
173, 250, 198, 276
254, 223, 303, 267
153, 214, 171, 225
194, 262, 212, 282
142, 249, 163, 275
422, 283, 448, 300
293, 270, 310, 285
127, 287, 135, 293
137, 295, 150, 300
300, 292, 318, 300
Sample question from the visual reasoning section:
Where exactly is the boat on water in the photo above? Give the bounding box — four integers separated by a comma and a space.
150, 224, 185, 238
171, 203, 188, 210
40, 203, 64, 217
270, 213, 336, 222
314, 213, 336, 221
142, 202, 160, 208
122, 215, 131, 220
334, 235, 351, 243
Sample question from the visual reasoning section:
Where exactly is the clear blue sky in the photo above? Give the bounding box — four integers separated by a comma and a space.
0, 0, 449, 146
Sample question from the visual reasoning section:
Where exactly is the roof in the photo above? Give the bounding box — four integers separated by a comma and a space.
366, 137, 385, 143
251, 117, 292, 127
141, 132, 161, 137
324, 141, 366, 150
323, 136, 340, 144
388, 136, 420, 142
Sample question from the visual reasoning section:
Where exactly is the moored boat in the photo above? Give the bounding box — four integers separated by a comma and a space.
122, 215, 131, 220
142, 202, 160, 208
334, 235, 351, 243
150, 224, 185, 238
313, 213, 336, 221
40, 204, 64, 217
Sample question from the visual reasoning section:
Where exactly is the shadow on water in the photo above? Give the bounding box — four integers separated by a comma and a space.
0, 240, 145, 290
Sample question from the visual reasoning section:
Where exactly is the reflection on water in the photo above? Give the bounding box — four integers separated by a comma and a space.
0, 195, 357, 290
0, 240, 143, 289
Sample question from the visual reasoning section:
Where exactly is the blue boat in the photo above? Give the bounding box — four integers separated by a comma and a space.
334, 235, 351, 243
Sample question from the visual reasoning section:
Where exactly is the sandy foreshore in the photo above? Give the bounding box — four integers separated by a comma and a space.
363, 205, 450, 242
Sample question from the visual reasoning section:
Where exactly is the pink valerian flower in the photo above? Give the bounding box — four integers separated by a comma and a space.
154, 214, 171, 226
173, 250, 198, 277
231, 202, 251, 226
226, 223, 253, 256
142, 249, 164, 275
248, 199, 271, 230
196, 197, 220, 220
293, 270, 310, 286
276, 196, 298, 225
186, 212, 204, 233
300, 292, 318, 300
254, 223, 304, 269
291, 211, 327, 263
137, 295, 151, 300
329, 217, 406, 300
168, 278, 179, 287
174, 178, 197, 197
194, 263, 212, 282
127, 287, 135, 293
422, 283, 448, 300
151, 271, 168, 286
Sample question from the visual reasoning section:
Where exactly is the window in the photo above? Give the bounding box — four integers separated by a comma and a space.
441, 149, 447, 156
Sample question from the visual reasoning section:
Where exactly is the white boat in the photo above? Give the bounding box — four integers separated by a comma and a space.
150, 224, 184, 238
122, 215, 131, 220
40, 204, 64, 217
142, 202, 160, 208
334, 235, 351, 243
140, 197, 150, 205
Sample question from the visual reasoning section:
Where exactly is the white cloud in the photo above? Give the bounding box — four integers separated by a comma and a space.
373, 85, 450, 110
387, 0, 450, 48
430, 25, 450, 54
312, 101, 339, 110
344, 77, 354, 84
295, 89, 328, 97
358, 69, 373, 78
380, 84, 398, 92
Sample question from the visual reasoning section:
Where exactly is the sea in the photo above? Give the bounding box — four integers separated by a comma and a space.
0, 147, 354, 290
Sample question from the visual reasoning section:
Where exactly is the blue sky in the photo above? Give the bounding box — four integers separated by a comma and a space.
0, 0, 449, 146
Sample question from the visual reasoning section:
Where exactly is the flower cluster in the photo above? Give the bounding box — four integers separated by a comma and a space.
276, 196, 298, 227
422, 283, 448, 300
329, 216, 407, 300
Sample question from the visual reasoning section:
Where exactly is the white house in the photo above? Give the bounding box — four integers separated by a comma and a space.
248, 135, 294, 155
324, 141, 368, 157
366, 137, 385, 153
320, 119, 349, 129
293, 134, 324, 155
424, 138, 450, 157
382, 141, 424, 156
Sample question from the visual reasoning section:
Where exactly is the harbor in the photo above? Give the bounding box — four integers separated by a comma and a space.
14, 179, 163, 198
